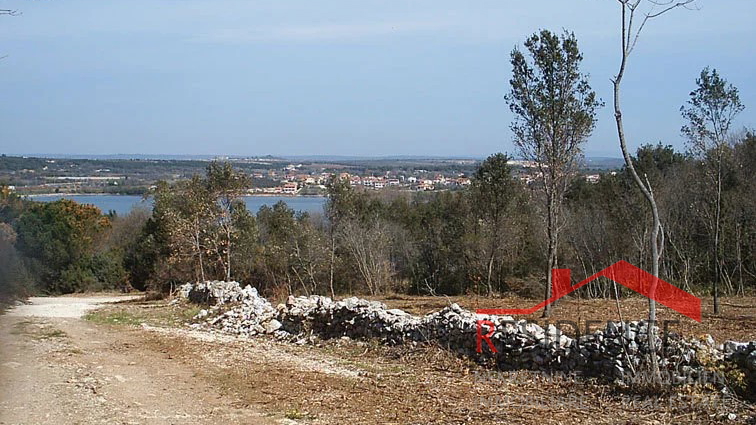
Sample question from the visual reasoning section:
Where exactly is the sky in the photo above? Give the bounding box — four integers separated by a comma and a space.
0, 0, 754, 158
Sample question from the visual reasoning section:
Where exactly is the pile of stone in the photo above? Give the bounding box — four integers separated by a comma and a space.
727, 341, 756, 371
179, 281, 279, 337
725, 341, 756, 394
178, 282, 756, 385
179, 281, 251, 305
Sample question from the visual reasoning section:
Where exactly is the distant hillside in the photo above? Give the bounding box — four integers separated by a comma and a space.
19, 154, 287, 162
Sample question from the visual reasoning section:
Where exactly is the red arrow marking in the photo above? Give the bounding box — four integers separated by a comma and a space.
476, 260, 701, 322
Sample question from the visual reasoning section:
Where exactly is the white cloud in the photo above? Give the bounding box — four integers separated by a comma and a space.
194, 20, 455, 44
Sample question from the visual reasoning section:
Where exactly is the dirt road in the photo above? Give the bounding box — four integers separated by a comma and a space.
0, 296, 275, 425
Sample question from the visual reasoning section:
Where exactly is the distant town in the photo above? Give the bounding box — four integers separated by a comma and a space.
0, 154, 624, 196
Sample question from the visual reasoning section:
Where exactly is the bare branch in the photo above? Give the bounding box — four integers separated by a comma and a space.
627, 0, 697, 54
647, 0, 698, 19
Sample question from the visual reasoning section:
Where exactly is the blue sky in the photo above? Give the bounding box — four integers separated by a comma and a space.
0, 0, 754, 157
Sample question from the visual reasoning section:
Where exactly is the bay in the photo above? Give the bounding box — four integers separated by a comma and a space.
30, 194, 327, 216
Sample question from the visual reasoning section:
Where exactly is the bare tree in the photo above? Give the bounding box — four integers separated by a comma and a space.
289, 214, 330, 296
681, 68, 744, 314
339, 218, 393, 295
611, 0, 696, 382
505, 29, 602, 317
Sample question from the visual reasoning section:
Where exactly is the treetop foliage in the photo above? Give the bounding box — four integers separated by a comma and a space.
682, 67, 745, 153
506, 29, 603, 172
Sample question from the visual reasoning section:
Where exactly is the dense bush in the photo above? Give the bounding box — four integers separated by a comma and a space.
0, 191, 135, 296
13, 199, 111, 293
0, 223, 33, 304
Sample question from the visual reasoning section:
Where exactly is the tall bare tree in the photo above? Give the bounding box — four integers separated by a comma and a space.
681, 67, 744, 314
339, 218, 393, 295
611, 0, 696, 382
505, 29, 602, 317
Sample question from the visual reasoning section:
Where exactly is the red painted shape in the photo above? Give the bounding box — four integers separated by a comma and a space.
551, 268, 573, 299
476, 260, 701, 322
476, 320, 497, 354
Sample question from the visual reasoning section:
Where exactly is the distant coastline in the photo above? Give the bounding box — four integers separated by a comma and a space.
241, 193, 326, 198
24, 193, 140, 198
23, 192, 326, 198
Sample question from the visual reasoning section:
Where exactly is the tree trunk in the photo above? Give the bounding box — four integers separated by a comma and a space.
543, 192, 557, 318
196, 232, 205, 282
486, 251, 495, 296
329, 231, 336, 299
713, 156, 722, 314
737, 224, 744, 296
226, 225, 232, 281
612, 7, 660, 379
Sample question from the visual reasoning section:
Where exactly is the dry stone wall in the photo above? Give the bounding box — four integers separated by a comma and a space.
179, 282, 755, 387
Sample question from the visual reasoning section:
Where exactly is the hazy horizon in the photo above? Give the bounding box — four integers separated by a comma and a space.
7, 152, 627, 162
1, 0, 754, 157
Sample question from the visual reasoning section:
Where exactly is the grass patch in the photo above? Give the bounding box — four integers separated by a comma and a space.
84, 300, 202, 328
12, 320, 68, 340
84, 310, 144, 326
284, 408, 315, 420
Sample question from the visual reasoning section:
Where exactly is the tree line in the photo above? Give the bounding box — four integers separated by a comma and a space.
1, 134, 754, 305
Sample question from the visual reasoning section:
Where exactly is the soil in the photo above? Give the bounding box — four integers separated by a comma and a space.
0, 296, 277, 425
